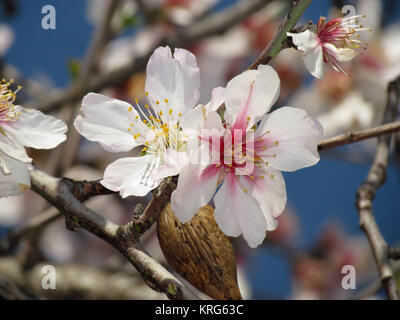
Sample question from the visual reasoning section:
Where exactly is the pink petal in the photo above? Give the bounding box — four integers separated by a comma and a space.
171, 164, 220, 223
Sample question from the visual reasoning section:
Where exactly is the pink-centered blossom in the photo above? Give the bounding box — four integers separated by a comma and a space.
74, 46, 206, 197
0, 80, 67, 197
287, 15, 370, 79
171, 65, 323, 248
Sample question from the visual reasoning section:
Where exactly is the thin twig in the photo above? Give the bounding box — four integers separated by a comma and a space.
355, 77, 400, 300
318, 121, 400, 151
248, 0, 313, 69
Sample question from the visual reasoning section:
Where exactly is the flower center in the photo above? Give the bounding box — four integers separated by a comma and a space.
0, 79, 21, 123
318, 15, 370, 50
204, 128, 278, 182
126, 93, 185, 158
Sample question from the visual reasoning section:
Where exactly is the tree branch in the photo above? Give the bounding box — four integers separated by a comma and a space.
318, 121, 400, 151
355, 77, 400, 300
389, 247, 400, 260
0, 256, 166, 300
0, 207, 60, 254
249, 0, 313, 69
29, 167, 199, 300
0, 178, 113, 254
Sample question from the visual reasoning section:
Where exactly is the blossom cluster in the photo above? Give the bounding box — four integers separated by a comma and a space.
75, 46, 323, 248
2, 14, 376, 248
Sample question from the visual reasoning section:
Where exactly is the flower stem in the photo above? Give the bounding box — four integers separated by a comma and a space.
249, 0, 313, 69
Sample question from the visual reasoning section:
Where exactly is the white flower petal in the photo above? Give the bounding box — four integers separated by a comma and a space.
171, 164, 220, 224
256, 107, 323, 172
101, 155, 161, 197
4, 105, 67, 150
0, 152, 30, 198
74, 93, 141, 153
205, 87, 225, 113
155, 149, 189, 180
145, 46, 200, 116
323, 43, 358, 62
224, 65, 280, 129
303, 45, 325, 79
0, 130, 31, 163
250, 166, 286, 230
180, 105, 206, 137
214, 173, 267, 248
203, 110, 224, 131
287, 30, 320, 52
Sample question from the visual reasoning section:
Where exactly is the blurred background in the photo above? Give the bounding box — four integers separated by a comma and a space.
0, 0, 399, 299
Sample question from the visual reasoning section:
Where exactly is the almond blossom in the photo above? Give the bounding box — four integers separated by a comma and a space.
74, 46, 203, 197
287, 15, 370, 79
171, 65, 323, 248
0, 79, 67, 197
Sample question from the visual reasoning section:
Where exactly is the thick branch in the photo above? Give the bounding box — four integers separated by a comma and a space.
29, 167, 198, 300
355, 77, 400, 300
0, 178, 113, 254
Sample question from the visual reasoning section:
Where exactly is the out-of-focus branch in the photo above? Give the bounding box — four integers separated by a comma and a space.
0, 207, 59, 255
390, 247, 400, 260
318, 122, 400, 151
352, 264, 400, 300
54, 0, 121, 175
0, 273, 39, 300
29, 167, 199, 300
29, 0, 274, 113
0, 257, 164, 300
249, 0, 313, 69
77, 0, 120, 87
0, 178, 113, 254
355, 77, 400, 300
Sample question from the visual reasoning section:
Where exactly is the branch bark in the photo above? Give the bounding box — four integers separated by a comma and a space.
318, 121, 400, 151
0, 257, 165, 300
355, 77, 400, 300
29, 167, 199, 300
248, 0, 313, 69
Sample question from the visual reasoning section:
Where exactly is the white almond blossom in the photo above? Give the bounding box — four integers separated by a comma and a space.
74, 46, 205, 197
0, 80, 67, 197
171, 65, 323, 248
287, 15, 370, 79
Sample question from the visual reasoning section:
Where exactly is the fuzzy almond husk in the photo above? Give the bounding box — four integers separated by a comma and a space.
157, 203, 242, 300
